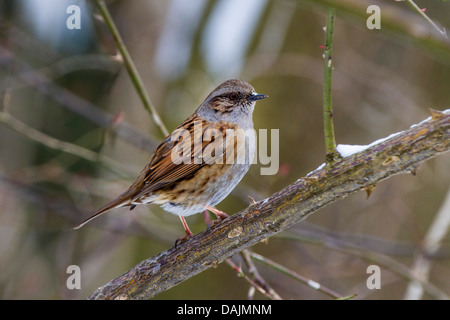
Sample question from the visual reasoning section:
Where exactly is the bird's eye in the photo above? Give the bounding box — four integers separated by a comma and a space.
229, 93, 238, 101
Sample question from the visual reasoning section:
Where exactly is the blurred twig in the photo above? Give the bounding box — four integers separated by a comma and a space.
404, 188, 450, 300
249, 252, 344, 299
0, 46, 158, 152
225, 259, 282, 300
41, 54, 122, 78
93, 0, 169, 137
0, 111, 131, 178
281, 222, 450, 259
240, 250, 282, 300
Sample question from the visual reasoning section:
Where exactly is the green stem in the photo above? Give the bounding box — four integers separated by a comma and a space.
323, 8, 338, 163
93, 0, 169, 137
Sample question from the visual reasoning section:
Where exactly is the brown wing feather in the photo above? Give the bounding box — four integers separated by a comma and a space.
74, 113, 234, 229
134, 115, 219, 199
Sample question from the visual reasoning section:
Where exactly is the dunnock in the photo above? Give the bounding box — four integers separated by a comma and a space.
73, 79, 267, 236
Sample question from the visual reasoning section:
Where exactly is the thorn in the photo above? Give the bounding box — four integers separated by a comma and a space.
248, 195, 256, 205
260, 238, 269, 245
320, 45, 327, 49
429, 108, 445, 120
111, 52, 123, 63
364, 185, 376, 199
421, 8, 426, 13
409, 164, 420, 176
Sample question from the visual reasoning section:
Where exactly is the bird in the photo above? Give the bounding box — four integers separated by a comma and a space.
73, 79, 268, 237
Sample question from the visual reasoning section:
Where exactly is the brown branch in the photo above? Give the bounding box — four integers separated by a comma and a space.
87, 109, 450, 300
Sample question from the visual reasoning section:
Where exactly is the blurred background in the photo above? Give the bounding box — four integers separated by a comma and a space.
0, 0, 449, 300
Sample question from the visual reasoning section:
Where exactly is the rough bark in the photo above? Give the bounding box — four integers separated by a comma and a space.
88, 109, 450, 300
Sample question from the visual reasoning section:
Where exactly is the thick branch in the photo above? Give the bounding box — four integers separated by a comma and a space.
88, 110, 450, 300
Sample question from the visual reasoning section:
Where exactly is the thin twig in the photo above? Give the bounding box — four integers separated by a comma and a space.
226, 259, 282, 300
240, 250, 282, 300
93, 0, 169, 137
322, 8, 338, 163
0, 111, 131, 178
404, 0, 447, 38
249, 252, 344, 299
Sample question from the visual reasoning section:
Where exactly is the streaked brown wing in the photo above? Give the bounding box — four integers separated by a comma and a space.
133, 115, 233, 199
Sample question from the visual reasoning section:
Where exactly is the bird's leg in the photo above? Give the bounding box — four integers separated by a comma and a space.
174, 216, 194, 248
202, 209, 211, 226
179, 215, 194, 236
202, 209, 214, 232
206, 206, 229, 220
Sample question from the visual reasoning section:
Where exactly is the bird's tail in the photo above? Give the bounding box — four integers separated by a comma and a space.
72, 195, 130, 230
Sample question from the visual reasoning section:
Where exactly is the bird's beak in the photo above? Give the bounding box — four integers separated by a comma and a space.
247, 92, 268, 102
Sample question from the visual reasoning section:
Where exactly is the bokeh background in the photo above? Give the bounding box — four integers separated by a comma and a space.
0, 0, 449, 300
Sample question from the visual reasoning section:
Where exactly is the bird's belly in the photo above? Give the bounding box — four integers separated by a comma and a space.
159, 162, 252, 216
157, 130, 255, 216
